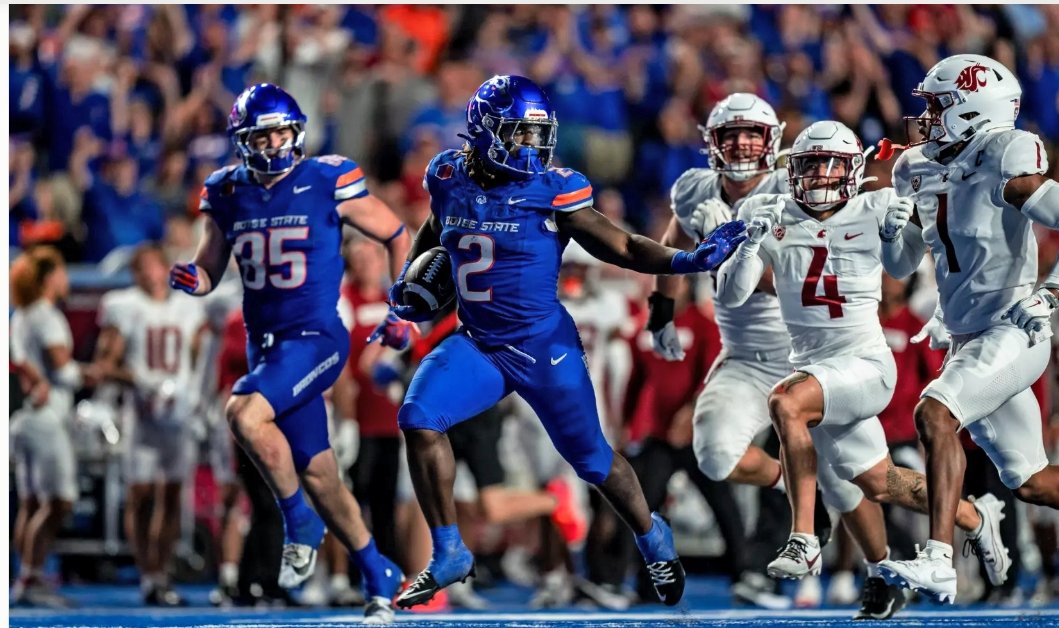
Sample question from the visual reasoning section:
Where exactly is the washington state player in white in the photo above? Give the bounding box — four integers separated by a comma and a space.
871, 53, 1059, 603
649, 93, 886, 613
95, 243, 208, 606
716, 120, 1008, 608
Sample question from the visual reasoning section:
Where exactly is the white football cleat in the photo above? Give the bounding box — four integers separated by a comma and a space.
278, 542, 319, 589
878, 544, 957, 605
966, 493, 1012, 586
767, 534, 821, 580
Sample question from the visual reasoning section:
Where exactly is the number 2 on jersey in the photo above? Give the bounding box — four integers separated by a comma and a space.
801, 246, 846, 318
457, 234, 494, 302
233, 227, 309, 290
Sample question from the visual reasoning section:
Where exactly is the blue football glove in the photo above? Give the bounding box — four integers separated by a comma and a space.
388, 260, 411, 306
367, 311, 421, 350
169, 262, 200, 294
670, 220, 748, 273
371, 362, 404, 388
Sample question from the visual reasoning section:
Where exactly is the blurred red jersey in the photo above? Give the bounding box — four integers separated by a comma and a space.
624, 303, 721, 443
217, 309, 248, 393
343, 284, 401, 438
879, 306, 944, 444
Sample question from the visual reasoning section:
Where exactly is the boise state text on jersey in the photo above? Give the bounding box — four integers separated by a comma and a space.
199, 155, 367, 338
425, 149, 594, 346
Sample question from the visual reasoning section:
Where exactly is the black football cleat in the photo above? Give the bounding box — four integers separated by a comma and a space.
854, 576, 907, 620
395, 564, 476, 609
646, 558, 686, 606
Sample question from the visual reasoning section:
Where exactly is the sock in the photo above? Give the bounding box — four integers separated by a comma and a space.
771, 468, 787, 494
791, 532, 819, 547
219, 562, 239, 587
353, 537, 401, 597
425, 525, 474, 586
277, 486, 323, 546
330, 572, 351, 592
925, 539, 954, 565
864, 547, 890, 579
140, 573, 156, 594
634, 513, 677, 563
430, 524, 464, 555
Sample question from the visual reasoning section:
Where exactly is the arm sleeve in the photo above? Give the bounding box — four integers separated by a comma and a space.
881, 222, 927, 279
995, 131, 1049, 208
715, 249, 765, 307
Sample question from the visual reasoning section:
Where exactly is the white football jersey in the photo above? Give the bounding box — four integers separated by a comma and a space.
893, 129, 1049, 335
562, 289, 628, 430
98, 287, 207, 415
11, 300, 76, 417
735, 189, 896, 366
671, 168, 791, 354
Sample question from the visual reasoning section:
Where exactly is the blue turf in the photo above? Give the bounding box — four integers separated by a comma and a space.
9, 577, 1059, 627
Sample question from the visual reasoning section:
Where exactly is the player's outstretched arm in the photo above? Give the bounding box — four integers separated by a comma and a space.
337, 194, 412, 281
648, 217, 695, 361
171, 216, 231, 296
714, 217, 771, 308
556, 207, 745, 275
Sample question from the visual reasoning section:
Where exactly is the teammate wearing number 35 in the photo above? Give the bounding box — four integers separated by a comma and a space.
169, 83, 407, 624
384, 75, 747, 610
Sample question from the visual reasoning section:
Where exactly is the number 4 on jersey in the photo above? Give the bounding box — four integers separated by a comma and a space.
802, 246, 846, 318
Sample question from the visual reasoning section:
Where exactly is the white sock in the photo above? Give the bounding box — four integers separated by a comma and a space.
864, 547, 890, 579
220, 562, 239, 587
140, 574, 155, 593
925, 540, 954, 565
771, 472, 787, 495
330, 572, 351, 592
790, 532, 819, 547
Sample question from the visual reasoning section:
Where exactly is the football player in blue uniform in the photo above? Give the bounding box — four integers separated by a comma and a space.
169, 84, 410, 624
382, 75, 748, 609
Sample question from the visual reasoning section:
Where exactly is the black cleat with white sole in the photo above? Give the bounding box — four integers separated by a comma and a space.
395, 565, 476, 609
854, 576, 906, 620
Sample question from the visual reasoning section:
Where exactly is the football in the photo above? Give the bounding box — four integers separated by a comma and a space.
401, 245, 456, 316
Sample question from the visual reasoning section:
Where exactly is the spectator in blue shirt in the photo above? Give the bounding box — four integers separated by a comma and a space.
70, 132, 164, 263
43, 36, 113, 174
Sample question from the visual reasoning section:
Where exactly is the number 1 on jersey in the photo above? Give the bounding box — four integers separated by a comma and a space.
801, 246, 846, 318
457, 234, 494, 302
935, 193, 961, 272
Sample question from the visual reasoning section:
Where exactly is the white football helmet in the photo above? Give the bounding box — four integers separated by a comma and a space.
787, 121, 865, 211
907, 53, 1021, 154
700, 93, 785, 181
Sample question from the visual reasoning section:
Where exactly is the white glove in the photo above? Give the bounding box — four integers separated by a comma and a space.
1002, 288, 1059, 346
881, 196, 914, 242
651, 321, 686, 361
689, 198, 733, 240
910, 312, 951, 350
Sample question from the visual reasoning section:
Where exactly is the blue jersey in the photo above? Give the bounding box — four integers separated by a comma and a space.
200, 156, 368, 338
424, 150, 595, 345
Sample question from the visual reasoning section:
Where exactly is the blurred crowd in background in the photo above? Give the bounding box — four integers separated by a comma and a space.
8, 3, 1059, 613
9, 4, 1059, 263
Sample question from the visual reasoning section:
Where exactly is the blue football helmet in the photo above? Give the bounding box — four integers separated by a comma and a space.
227, 83, 307, 176
463, 75, 558, 179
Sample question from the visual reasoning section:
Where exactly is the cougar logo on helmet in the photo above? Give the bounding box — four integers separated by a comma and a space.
954, 64, 989, 92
